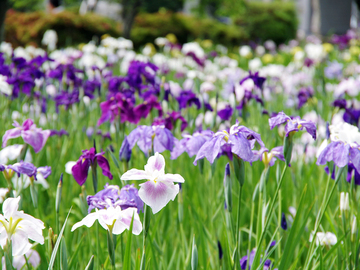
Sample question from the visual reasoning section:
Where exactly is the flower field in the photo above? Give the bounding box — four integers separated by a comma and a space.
0, 30, 360, 269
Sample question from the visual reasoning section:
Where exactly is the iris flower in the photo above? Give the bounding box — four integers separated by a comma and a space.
2, 119, 51, 153
0, 197, 45, 256
194, 121, 266, 165
121, 152, 185, 214
72, 148, 113, 186
269, 111, 317, 140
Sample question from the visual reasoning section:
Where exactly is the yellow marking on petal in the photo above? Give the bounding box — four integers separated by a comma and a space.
222, 130, 229, 142
297, 124, 302, 129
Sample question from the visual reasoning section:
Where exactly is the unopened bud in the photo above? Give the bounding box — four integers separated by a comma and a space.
340, 192, 349, 212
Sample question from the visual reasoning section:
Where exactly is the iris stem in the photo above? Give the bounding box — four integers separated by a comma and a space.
235, 184, 243, 269
96, 222, 100, 269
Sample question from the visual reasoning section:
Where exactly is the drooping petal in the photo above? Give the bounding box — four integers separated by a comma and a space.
193, 135, 224, 165
268, 112, 290, 130
333, 142, 350, 168
71, 158, 91, 186
17, 220, 44, 244
2, 128, 22, 148
229, 133, 254, 162
96, 155, 113, 180
153, 127, 174, 153
22, 129, 51, 153
350, 147, 360, 174
158, 173, 185, 183
71, 211, 99, 231
115, 207, 143, 235
301, 121, 317, 140
120, 169, 150, 181
138, 180, 179, 214
11, 229, 32, 256
317, 141, 338, 165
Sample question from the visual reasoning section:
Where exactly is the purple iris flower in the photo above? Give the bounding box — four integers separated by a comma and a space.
72, 148, 113, 186
194, 121, 266, 165
127, 125, 174, 155
154, 111, 188, 132
171, 130, 213, 160
333, 99, 360, 126
6, 162, 51, 180
133, 95, 163, 120
177, 90, 201, 110
50, 129, 69, 137
240, 71, 266, 90
317, 122, 360, 177
119, 136, 132, 162
236, 90, 264, 111
324, 61, 343, 79
269, 111, 317, 140
87, 184, 143, 213
218, 105, 233, 121
239, 249, 275, 270
2, 119, 51, 153
127, 60, 159, 92
297, 87, 314, 109
54, 90, 80, 113
347, 163, 360, 185
253, 146, 285, 167
281, 213, 287, 230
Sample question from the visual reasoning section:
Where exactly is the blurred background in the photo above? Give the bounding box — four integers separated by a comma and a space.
0, 0, 359, 49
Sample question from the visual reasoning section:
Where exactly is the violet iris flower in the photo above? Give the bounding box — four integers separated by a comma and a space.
297, 87, 314, 109
269, 111, 317, 140
127, 125, 174, 155
240, 249, 276, 270
253, 146, 285, 167
171, 130, 213, 160
240, 71, 266, 90
72, 148, 113, 186
177, 90, 201, 110
317, 122, 360, 176
2, 119, 51, 153
218, 105, 233, 121
87, 184, 143, 213
194, 121, 266, 165
5, 161, 51, 180
119, 136, 132, 162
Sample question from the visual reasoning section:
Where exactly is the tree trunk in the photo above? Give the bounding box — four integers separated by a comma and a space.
121, 0, 141, 39
0, 0, 8, 43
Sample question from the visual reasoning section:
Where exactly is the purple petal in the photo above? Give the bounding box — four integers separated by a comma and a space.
350, 147, 360, 174
22, 129, 51, 153
333, 142, 350, 168
96, 155, 113, 180
193, 134, 224, 165
2, 128, 22, 148
72, 159, 91, 186
269, 112, 290, 130
229, 133, 254, 162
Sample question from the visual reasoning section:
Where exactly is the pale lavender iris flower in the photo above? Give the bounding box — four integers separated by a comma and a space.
2, 119, 51, 153
120, 152, 185, 214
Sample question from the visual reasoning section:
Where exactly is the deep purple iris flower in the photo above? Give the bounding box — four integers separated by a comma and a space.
5, 161, 51, 180
347, 163, 360, 185
218, 105, 233, 121
2, 119, 51, 153
119, 136, 132, 162
177, 90, 201, 110
87, 183, 143, 213
194, 121, 266, 165
297, 87, 314, 109
240, 248, 277, 270
72, 148, 113, 186
269, 111, 317, 140
333, 99, 360, 126
54, 90, 80, 113
240, 71, 266, 90
236, 90, 264, 111
127, 60, 159, 92
50, 129, 69, 137
171, 130, 213, 160
153, 111, 188, 132
127, 125, 174, 155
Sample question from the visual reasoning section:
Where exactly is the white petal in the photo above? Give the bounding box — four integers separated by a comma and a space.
120, 169, 150, 180
65, 161, 77, 175
17, 220, 44, 244
138, 181, 179, 214
3, 197, 20, 219
158, 173, 185, 183
144, 152, 165, 175
25, 249, 41, 268
11, 230, 32, 256
71, 212, 99, 231
34, 173, 49, 189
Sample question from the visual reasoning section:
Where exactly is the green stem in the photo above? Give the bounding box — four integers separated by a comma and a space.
235, 184, 243, 269
96, 222, 100, 269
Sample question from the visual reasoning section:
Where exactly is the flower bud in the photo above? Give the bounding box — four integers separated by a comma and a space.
351, 215, 357, 242
224, 163, 232, 212
340, 192, 349, 212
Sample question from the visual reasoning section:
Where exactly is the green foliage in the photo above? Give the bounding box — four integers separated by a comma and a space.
5, 10, 121, 48
4, 2, 297, 49
8, 0, 43, 12
235, 2, 298, 44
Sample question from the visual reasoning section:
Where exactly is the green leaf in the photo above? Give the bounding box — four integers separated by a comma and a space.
85, 255, 94, 270
123, 214, 135, 270
191, 236, 198, 270
48, 206, 72, 270
107, 147, 120, 170
60, 236, 68, 270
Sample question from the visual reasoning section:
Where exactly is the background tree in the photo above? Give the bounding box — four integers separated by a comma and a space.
0, 0, 7, 43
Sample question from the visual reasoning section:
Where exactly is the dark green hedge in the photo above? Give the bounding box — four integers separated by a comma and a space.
5, 2, 297, 49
